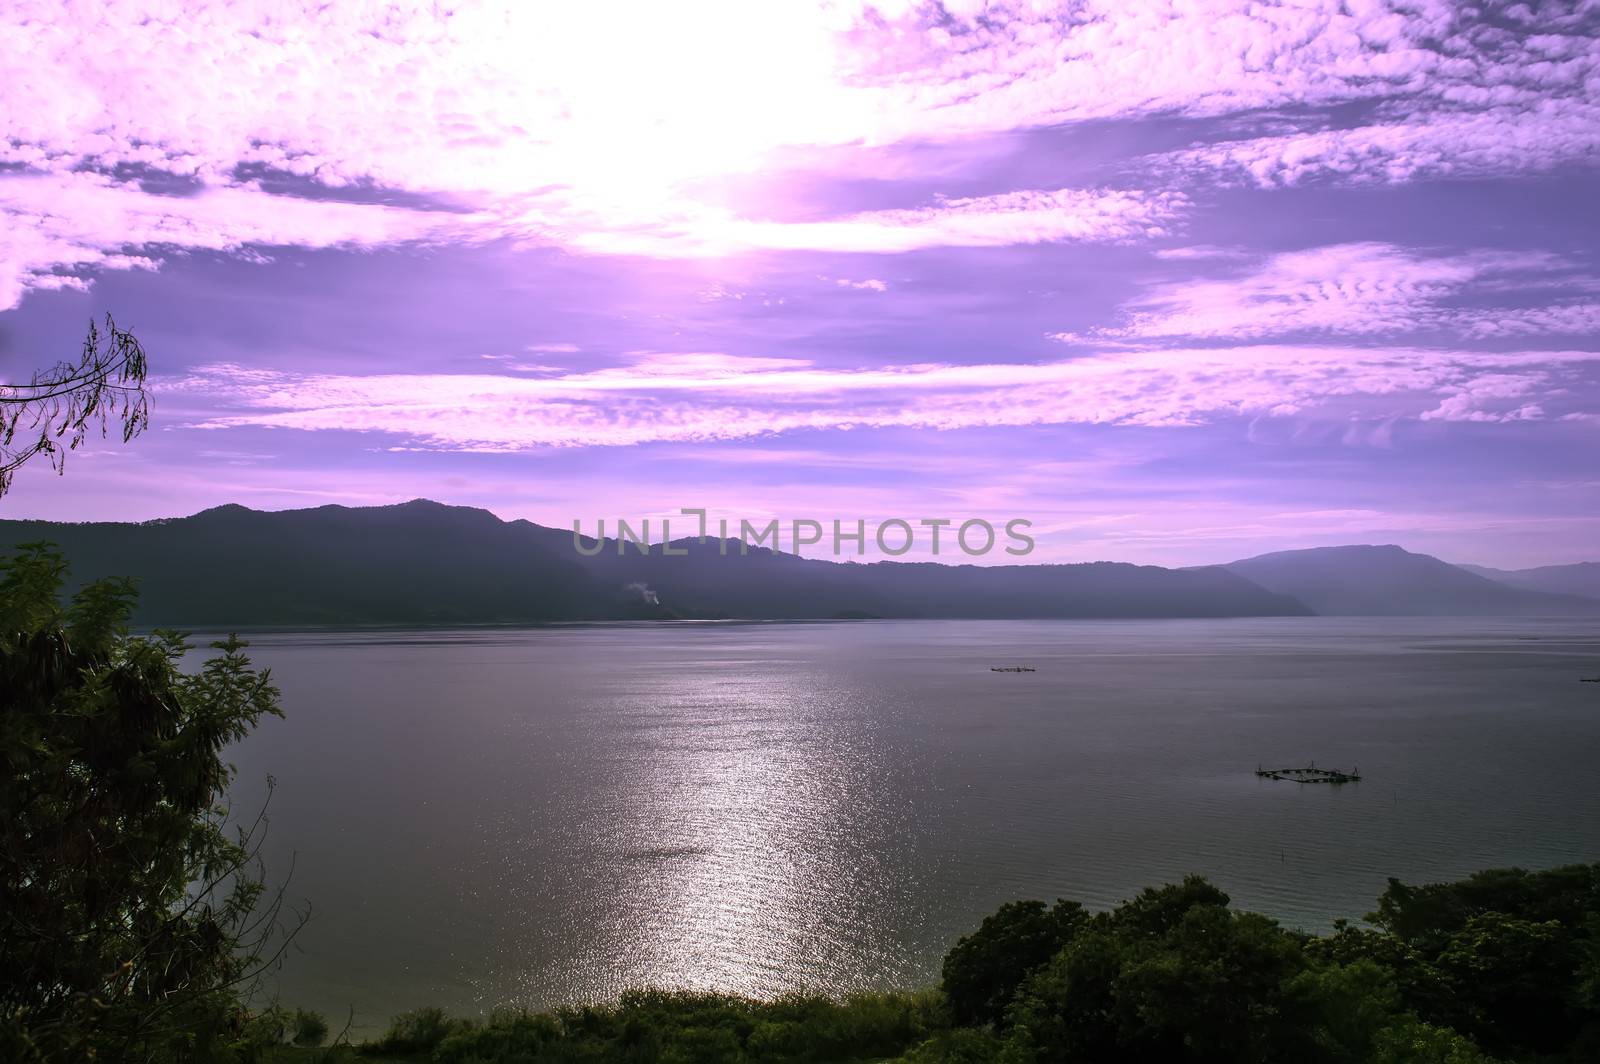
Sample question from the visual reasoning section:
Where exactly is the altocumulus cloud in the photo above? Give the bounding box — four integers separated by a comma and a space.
168, 345, 1600, 450
4, 1, 1599, 306
0, 171, 472, 311
1057, 244, 1600, 344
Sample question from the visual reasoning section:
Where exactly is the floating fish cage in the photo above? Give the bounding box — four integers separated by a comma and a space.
990, 666, 1037, 672
1255, 764, 1361, 784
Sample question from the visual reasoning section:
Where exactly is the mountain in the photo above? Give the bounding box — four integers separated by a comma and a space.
1458, 562, 1600, 601
0, 500, 1308, 625
1225, 545, 1600, 616
0, 500, 612, 626
585, 537, 1311, 620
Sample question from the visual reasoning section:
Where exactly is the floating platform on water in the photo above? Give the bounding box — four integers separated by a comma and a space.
1256, 763, 1361, 784
1581, 676, 1600, 683
990, 665, 1037, 672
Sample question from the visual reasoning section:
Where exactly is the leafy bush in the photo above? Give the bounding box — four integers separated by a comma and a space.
432, 1010, 561, 1063
896, 1026, 1006, 1063
406, 989, 945, 1063
292, 1007, 329, 1048
365, 1006, 474, 1056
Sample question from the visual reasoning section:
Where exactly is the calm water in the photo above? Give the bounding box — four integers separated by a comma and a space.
216, 618, 1600, 1030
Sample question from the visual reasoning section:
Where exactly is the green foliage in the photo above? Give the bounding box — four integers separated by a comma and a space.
1370, 864, 1600, 948
895, 1026, 1008, 1063
0, 542, 287, 1062
1435, 912, 1574, 1052
251, 1005, 291, 1047
1366, 863, 1600, 1054
1279, 959, 1404, 1064
941, 900, 1087, 1026
989, 866, 1600, 1064
413, 990, 945, 1063
1306, 921, 1453, 1020
1367, 1016, 1496, 1064
1005, 890, 1309, 1064
367, 1006, 475, 1057
292, 1008, 330, 1048
1108, 875, 1232, 939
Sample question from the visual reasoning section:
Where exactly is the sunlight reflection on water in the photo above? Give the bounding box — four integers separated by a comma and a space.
219, 618, 1600, 1029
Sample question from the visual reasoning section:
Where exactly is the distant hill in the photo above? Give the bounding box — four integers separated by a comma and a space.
585, 537, 1311, 620
1225, 544, 1600, 616
0, 500, 611, 626
1459, 561, 1600, 601
0, 499, 1309, 626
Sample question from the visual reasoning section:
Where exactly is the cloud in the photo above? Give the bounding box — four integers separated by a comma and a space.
0, 170, 468, 309
0, 170, 1178, 307
1462, 303, 1600, 340
169, 343, 1600, 450
1164, 107, 1600, 187
1059, 243, 1600, 343
2, 2, 1202, 302
835, 278, 889, 291
541, 186, 1188, 257
6, 1, 1598, 307
856, 2, 1600, 185
10, 4, 1598, 198
1140, 2, 1600, 186
1151, 245, 1248, 262
1419, 373, 1547, 422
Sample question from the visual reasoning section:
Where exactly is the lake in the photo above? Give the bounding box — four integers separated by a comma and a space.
215, 618, 1600, 1031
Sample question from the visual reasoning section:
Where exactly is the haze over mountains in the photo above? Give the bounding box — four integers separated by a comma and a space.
1458, 562, 1600, 602
1, 500, 1594, 626
1222, 545, 1600, 617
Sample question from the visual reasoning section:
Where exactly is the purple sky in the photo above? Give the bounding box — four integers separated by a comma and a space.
2, 1, 1598, 566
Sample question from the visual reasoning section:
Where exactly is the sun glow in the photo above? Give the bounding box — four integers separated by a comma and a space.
454, 1, 870, 217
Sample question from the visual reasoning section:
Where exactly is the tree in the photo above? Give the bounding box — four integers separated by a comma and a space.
999, 878, 1308, 1064
0, 542, 291, 1062
1369, 1017, 1495, 1064
1110, 875, 1232, 939
1435, 912, 1576, 1053
941, 899, 1088, 1026
1365, 864, 1600, 1054
1, 315, 149, 498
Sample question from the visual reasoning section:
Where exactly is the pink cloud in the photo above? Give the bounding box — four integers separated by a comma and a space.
0, 171, 467, 309
1060, 243, 1600, 343
16, 1, 1582, 195
0, 174, 1183, 306
168, 343, 1600, 451
5, 1, 1596, 306
850, 1, 1599, 189
551, 187, 1188, 257
1165, 106, 1600, 186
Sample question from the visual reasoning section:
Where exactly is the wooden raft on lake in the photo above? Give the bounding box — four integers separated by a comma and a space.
1256, 762, 1361, 784
990, 665, 1037, 672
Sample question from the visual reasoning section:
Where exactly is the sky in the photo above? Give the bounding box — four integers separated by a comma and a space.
2, 0, 1598, 567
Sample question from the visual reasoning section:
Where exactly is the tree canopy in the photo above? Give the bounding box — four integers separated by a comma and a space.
0, 543, 288, 1062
